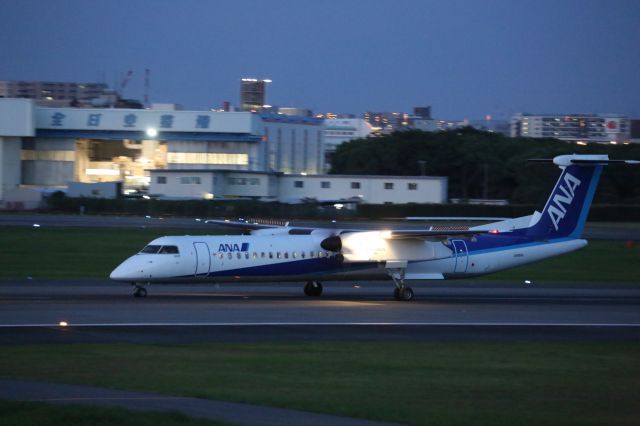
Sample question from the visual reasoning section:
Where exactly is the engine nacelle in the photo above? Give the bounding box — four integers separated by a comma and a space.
323, 231, 444, 262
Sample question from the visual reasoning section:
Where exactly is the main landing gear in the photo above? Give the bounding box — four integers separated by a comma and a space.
132, 283, 147, 298
304, 281, 323, 297
386, 261, 414, 301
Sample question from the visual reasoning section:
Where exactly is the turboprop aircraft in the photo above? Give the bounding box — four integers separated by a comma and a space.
110, 154, 638, 300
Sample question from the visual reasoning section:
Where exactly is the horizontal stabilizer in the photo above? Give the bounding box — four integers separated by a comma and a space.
528, 154, 639, 166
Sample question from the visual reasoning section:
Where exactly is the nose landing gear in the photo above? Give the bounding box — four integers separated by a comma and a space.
132, 283, 148, 298
304, 281, 323, 297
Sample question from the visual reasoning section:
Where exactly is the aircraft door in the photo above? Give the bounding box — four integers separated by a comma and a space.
193, 242, 211, 276
451, 240, 468, 273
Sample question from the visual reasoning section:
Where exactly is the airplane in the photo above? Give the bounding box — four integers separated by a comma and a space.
110, 154, 638, 300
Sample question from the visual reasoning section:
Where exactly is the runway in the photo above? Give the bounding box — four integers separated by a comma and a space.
1, 280, 639, 343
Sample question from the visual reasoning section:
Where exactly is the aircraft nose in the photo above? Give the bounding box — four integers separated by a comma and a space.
110, 257, 145, 281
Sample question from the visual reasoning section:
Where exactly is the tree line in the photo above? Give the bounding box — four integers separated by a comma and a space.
329, 128, 640, 204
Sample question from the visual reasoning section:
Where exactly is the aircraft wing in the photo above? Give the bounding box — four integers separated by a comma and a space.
207, 219, 492, 240
379, 229, 491, 240
205, 219, 289, 230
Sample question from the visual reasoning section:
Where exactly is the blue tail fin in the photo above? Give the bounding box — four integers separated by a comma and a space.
526, 158, 603, 239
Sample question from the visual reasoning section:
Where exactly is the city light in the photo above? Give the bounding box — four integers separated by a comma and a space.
146, 127, 158, 138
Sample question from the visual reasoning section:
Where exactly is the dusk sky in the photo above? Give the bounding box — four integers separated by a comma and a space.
2, 0, 639, 119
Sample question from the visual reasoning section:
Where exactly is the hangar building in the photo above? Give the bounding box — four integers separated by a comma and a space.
0, 98, 448, 206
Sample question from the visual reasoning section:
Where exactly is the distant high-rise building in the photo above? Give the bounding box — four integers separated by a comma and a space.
413, 106, 432, 119
363, 111, 409, 132
511, 113, 631, 144
0, 79, 114, 107
240, 78, 271, 111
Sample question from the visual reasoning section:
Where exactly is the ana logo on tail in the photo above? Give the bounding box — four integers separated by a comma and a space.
547, 172, 581, 230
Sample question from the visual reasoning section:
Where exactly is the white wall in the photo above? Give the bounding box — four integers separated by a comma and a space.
150, 172, 214, 199
0, 98, 35, 136
278, 175, 447, 204
0, 137, 22, 201
261, 120, 324, 174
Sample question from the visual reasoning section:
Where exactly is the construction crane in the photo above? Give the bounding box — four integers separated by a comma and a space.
119, 70, 133, 97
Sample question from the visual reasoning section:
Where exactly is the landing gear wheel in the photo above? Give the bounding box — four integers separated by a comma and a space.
304, 281, 323, 297
133, 286, 147, 298
399, 287, 414, 301
393, 287, 401, 300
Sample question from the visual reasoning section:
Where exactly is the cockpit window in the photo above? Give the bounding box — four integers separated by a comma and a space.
140, 245, 179, 254
159, 245, 179, 254
140, 245, 161, 254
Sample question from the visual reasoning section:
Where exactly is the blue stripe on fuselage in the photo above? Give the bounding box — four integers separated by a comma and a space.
207, 257, 378, 277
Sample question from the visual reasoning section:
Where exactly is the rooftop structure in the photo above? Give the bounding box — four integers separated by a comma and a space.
511, 113, 631, 144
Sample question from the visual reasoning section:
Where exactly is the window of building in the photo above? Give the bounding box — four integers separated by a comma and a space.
294, 181, 304, 188
321, 181, 331, 189
408, 183, 418, 190
351, 182, 361, 189
180, 176, 201, 184
384, 182, 394, 190
167, 152, 248, 166
156, 176, 167, 184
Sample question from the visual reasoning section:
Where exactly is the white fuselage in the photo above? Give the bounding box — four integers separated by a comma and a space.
110, 234, 587, 284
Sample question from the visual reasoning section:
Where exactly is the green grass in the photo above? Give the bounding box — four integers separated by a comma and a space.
0, 227, 219, 279
486, 239, 640, 283
0, 342, 638, 425
0, 400, 227, 426
0, 226, 639, 282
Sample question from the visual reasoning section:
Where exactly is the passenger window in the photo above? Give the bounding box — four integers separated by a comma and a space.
292, 252, 297, 259
284, 252, 289, 259
227, 253, 232, 259
236, 252, 241, 259
277, 252, 281, 259
310, 251, 314, 258
269, 252, 273, 259
261, 252, 265, 258
245, 252, 249, 259
140, 245, 161, 254
252, 252, 257, 259
301, 252, 306, 259
219, 253, 223, 259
